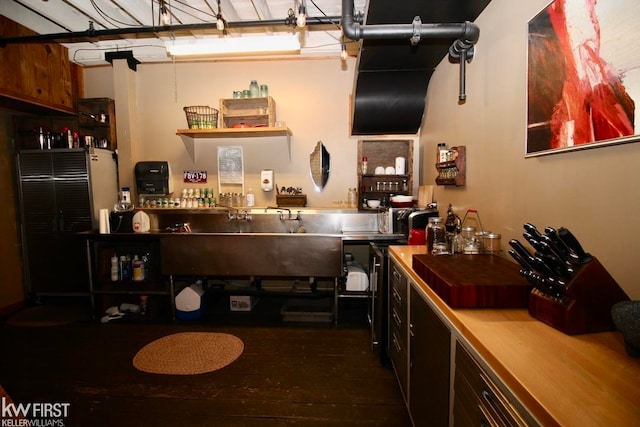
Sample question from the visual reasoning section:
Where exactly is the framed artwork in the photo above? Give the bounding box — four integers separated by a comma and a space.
526, 0, 640, 156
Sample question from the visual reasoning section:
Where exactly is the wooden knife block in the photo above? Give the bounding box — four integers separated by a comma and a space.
528, 257, 630, 335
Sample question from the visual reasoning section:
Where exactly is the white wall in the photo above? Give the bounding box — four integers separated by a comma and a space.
421, 0, 640, 298
83, 57, 360, 208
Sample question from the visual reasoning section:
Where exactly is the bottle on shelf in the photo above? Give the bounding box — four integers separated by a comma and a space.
110, 255, 119, 281
347, 188, 357, 208
246, 187, 255, 207
361, 157, 368, 174
437, 143, 448, 163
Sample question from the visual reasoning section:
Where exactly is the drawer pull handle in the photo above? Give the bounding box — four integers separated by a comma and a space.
392, 309, 402, 327
482, 389, 494, 405
392, 335, 402, 352
392, 288, 402, 304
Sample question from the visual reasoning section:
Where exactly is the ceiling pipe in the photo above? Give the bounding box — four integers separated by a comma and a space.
0, 16, 342, 45
341, 0, 479, 102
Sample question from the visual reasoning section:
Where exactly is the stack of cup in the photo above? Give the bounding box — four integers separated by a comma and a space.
99, 209, 111, 234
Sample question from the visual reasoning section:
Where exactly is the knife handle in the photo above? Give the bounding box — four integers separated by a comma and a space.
509, 249, 534, 271
509, 239, 533, 262
558, 227, 592, 263
523, 223, 544, 240
523, 232, 543, 252
542, 229, 574, 257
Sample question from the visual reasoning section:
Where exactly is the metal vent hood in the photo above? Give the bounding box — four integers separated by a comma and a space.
344, 0, 491, 135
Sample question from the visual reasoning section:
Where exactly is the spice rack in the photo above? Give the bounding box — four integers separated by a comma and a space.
435, 145, 465, 186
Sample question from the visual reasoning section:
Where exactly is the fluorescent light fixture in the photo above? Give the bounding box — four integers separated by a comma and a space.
165, 35, 301, 57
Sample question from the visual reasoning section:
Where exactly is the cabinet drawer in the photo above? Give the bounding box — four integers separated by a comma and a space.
454, 343, 529, 427
390, 263, 408, 315
389, 329, 408, 397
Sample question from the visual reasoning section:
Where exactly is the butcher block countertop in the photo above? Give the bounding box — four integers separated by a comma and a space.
390, 245, 640, 427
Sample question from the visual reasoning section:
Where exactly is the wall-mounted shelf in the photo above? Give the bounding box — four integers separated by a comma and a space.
176, 127, 292, 162
176, 126, 291, 138
357, 139, 414, 210
435, 145, 465, 187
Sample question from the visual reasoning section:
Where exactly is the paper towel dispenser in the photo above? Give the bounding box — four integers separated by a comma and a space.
135, 161, 172, 196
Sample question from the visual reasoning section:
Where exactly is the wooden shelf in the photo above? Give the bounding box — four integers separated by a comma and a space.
357, 139, 415, 211
177, 126, 292, 162
176, 126, 291, 138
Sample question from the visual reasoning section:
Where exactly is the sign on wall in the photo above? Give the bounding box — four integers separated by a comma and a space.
217, 146, 244, 184
183, 170, 207, 183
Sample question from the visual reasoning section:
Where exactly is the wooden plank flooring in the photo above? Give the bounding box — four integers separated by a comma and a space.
0, 302, 411, 427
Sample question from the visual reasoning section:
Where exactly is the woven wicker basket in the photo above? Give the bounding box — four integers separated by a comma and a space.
184, 106, 219, 129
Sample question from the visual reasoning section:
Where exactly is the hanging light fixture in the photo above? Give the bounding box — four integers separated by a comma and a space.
165, 35, 301, 57
340, 43, 348, 61
159, 0, 171, 26
296, 0, 307, 28
216, 0, 226, 32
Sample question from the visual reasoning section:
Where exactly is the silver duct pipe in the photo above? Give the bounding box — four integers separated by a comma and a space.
342, 0, 479, 101
341, 0, 479, 44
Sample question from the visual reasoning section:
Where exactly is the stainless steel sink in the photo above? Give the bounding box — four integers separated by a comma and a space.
147, 208, 380, 235
160, 233, 344, 277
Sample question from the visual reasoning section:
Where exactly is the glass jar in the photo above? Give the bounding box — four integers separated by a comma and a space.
249, 80, 259, 98
426, 217, 442, 253
347, 188, 357, 208
461, 226, 480, 254
259, 84, 268, 98
431, 220, 448, 255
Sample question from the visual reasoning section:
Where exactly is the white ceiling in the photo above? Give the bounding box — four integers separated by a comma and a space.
0, 0, 366, 66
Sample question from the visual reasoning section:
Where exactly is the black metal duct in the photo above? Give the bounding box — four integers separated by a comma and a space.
346, 0, 492, 135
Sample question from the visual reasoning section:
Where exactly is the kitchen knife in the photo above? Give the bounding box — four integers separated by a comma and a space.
509, 239, 539, 271
535, 249, 574, 279
543, 227, 572, 257
540, 235, 572, 263
532, 254, 561, 279
523, 223, 544, 241
539, 240, 575, 272
557, 227, 592, 264
521, 269, 565, 298
509, 249, 536, 272
522, 232, 543, 252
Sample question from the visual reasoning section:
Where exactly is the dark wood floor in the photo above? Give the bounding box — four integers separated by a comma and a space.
0, 299, 411, 427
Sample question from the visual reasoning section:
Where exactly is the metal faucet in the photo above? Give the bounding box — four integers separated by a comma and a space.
265, 206, 289, 220
227, 208, 251, 221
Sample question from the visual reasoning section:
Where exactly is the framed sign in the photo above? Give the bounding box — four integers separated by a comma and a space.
526, 0, 640, 156
217, 146, 244, 184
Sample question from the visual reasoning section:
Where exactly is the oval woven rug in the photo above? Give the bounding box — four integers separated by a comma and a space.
133, 332, 244, 375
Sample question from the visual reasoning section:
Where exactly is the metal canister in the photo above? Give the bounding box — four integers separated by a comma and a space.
484, 232, 502, 254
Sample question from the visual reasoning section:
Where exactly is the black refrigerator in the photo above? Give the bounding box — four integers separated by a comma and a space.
16, 148, 118, 298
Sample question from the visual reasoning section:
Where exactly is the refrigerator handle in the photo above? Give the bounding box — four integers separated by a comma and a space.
58, 209, 64, 232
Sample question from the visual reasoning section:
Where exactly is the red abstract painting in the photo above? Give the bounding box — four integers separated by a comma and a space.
527, 0, 639, 156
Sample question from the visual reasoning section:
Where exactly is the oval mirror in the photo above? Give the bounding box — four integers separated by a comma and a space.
309, 141, 330, 191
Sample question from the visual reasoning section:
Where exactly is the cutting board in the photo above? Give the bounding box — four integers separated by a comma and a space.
412, 254, 532, 308
417, 185, 433, 208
